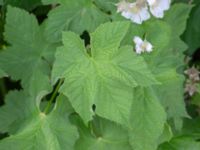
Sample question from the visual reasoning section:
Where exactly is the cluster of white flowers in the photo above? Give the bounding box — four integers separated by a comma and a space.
116, 0, 171, 24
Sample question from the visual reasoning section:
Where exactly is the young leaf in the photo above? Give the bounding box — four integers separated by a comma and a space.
0, 6, 56, 97
0, 91, 78, 150
128, 87, 166, 150
52, 21, 158, 125
72, 116, 132, 150
45, 0, 109, 43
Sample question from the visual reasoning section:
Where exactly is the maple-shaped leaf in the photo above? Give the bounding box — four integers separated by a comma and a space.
0, 6, 57, 98
0, 91, 78, 150
121, 19, 189, 129
52, 21, 158, 125
128, 87, 166, 150
44, 0, 110, 43
71, 115, 132, 150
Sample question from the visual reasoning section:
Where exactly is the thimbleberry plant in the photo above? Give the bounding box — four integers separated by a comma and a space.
0, 0, 199, 150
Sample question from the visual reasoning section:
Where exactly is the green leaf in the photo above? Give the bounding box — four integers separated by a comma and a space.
94, 0, 118, 13
158, 123, 173, 145
52, 21, 158, 125
183, 3, 200, 55
128, 87, 166, 150
158, 136, 200, 150
4, 0, 41, 11
0, 69, 7, 78
45, 0, 109, 43
154, 70, 189, 128
0, 91, 78, 150
0, 91, 37, 134
0, 6, 56, 97
72, 116, 132, 150
181, 118, 200, 139
191, 93, 200, 107
122, 19, 188, 128
42, 0, 59, 5
164, 3, 192, 36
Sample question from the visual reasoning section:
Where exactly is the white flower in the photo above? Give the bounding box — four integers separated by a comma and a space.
116, 0, 130, 13
128, 1, 150, 24
116, 0, 150, 24
133, 36, 153, 54
147, 0, 171, 18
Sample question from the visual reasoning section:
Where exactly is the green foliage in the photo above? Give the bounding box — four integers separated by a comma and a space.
45, 0, 110, 43
183, 2, 200, 55
73, 115, 132, 150
0, 92, 78, 150
52, 22, 158, 125
0, 6, 56, 97
128, 88, 166, 150
0, 1, 199, 150
42, 0, 58, 5
4, 0, 41, 10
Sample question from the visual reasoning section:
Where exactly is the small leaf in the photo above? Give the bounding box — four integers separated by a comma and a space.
158, 123, 173, 145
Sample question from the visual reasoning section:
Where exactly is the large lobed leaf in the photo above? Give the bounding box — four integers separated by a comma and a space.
45, 0, 110, 43
0, 91, 78, 150
115, 3, 192, 129
52, 21, 158, 125
0, 6, 57, 98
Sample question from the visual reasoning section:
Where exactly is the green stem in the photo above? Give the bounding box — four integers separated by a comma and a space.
44, 79, 64, 114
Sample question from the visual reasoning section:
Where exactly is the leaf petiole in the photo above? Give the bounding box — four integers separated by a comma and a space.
44, 78, 64, 114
